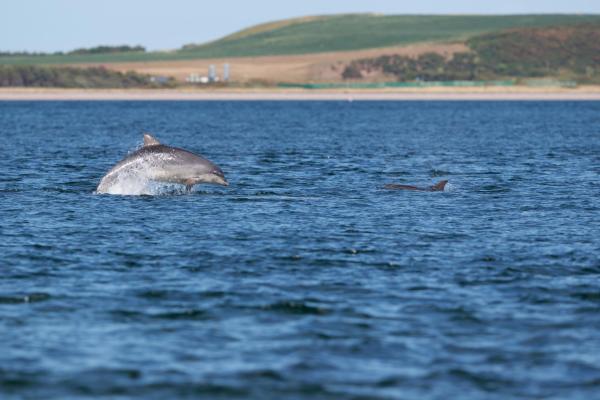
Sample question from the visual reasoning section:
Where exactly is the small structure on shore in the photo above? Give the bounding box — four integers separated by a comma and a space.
208, 65, 217, 82
186, 64, 230, 84
186, 74, 209, 84
223, 63, 230, 82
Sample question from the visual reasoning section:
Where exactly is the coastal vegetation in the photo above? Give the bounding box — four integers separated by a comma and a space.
468, 25, 600, 80
342, 25, 600, 83
0, 65, 172, 88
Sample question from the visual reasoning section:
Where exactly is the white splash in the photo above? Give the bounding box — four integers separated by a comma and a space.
97, 173, 153, 195
443, 182, 455, 192
95, 152, 186, 196
96, 174, 188, 196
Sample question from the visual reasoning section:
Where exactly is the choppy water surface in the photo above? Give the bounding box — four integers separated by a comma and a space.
1, 101, 599, 399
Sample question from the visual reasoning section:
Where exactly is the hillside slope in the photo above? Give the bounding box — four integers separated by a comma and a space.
2, 14, 600, 65
181, 14, 600, 58
468, 25, 600, 78
342, 24, 600, 83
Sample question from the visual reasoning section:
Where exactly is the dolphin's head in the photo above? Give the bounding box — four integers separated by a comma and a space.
187, 161, 229, 187
204, 165, 229, 186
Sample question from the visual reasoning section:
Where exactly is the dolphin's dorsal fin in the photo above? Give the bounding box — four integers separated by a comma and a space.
143, 133, 160, 147
431, 180, 448, 191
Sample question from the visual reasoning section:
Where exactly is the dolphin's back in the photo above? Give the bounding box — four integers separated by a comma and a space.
384, 179, 448, 192
119, 145, 199, 165
104, 145, 213, 174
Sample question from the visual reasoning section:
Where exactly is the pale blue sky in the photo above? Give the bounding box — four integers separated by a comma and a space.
1, 0, 599, 52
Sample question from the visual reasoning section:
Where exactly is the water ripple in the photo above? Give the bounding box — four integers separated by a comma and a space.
1, 101, 600, 399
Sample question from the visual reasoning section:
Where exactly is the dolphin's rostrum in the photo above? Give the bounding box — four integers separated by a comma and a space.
96, 133, 228, 194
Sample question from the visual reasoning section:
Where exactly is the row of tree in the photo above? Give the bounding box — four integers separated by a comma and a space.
0, 66, 173, 88
68, 45, 146, 55
0, 45, 146, 57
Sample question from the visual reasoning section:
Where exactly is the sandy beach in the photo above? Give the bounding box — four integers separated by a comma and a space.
2, 86, 600, 100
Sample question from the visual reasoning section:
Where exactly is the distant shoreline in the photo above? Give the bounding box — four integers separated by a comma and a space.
2, 87, 600, 101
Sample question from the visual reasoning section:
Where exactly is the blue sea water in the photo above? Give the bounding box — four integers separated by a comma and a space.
1, 100, 599, 399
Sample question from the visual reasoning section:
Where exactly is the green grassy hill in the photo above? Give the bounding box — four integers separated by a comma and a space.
181, 14, 600, 57
2, 14, 600, 65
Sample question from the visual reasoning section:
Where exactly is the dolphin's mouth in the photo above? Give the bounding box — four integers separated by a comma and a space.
204, 173, 229, 186
212, 169, 228, 186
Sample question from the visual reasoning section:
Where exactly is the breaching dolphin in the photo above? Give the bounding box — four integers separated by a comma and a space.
96, 133, 228, 193
384, 180, 448, 192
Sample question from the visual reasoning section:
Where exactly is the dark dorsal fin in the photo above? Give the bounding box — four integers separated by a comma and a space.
143, 133, 160, 147
430, 180, 448, 191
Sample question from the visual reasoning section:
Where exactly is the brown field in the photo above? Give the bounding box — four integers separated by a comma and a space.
79, 42, 469, 84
